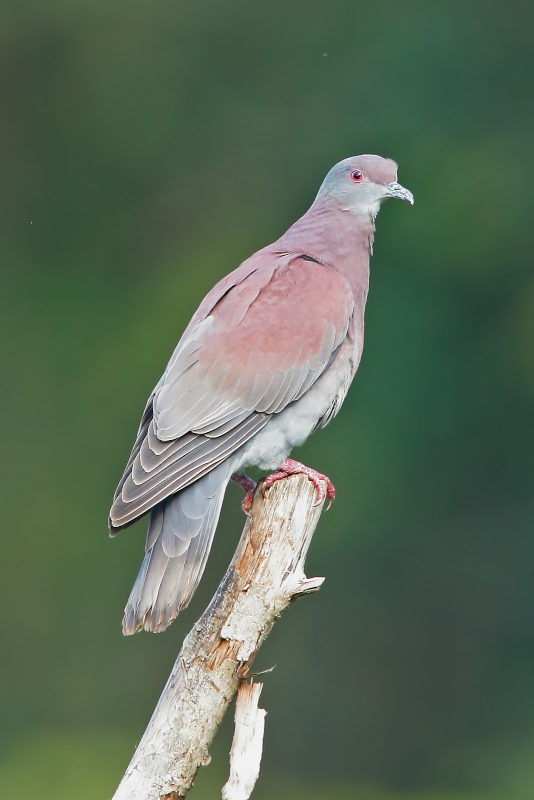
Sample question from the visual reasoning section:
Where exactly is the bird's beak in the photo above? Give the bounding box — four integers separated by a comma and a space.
385, 181, 414, 204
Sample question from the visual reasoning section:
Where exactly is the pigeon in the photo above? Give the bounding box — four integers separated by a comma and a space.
110, 154, 413, 634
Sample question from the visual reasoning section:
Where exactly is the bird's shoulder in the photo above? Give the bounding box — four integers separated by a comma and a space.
183, 248, 354, 342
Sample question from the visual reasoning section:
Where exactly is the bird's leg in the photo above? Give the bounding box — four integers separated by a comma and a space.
261, 458, 336, 509
231, 471, 258, 514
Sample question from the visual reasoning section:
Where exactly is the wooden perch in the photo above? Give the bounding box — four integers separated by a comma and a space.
112, 473, 326, 800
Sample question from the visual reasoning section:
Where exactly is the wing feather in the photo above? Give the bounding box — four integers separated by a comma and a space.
110, 254, 354, 531
194, 409, 252, 437
152, 256, 353, 440
254, 372, 286, 413
139, 429, 198, 473
269, 363, 309, 413
110, 413, 269, 527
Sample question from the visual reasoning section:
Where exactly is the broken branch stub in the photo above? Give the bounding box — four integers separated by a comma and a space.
222, 681, 266, 800
112, 473, 325, 800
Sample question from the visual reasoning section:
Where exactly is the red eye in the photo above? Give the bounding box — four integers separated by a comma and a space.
350, 169, 364, 183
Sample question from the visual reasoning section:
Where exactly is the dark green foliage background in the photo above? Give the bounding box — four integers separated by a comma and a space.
1, 1, 533, 797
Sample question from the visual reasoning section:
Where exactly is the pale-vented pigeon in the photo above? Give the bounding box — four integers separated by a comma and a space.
110, 154, 413, 634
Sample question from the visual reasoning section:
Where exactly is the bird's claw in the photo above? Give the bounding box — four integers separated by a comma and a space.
302, 468, 335, 509
261, 469, 289, 497
241, 488, 256, 515
235, 462, 335, 512
260, 459, 336, 509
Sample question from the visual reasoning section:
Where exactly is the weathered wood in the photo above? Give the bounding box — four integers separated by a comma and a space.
222, 681, 266, 800
112, 473, 325, 800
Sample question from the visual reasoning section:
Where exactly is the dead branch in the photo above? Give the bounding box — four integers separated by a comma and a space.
112, 473, 325, 800
222, 681, 266, 800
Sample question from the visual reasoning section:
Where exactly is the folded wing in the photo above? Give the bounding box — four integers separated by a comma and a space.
110, 254, 353, 530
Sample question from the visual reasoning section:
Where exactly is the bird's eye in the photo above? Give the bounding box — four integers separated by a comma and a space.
350, 170, 364, 183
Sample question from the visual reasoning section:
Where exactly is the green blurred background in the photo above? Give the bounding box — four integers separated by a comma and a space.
1, 1, 533, 797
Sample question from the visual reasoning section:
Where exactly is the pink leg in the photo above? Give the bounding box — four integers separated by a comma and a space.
231, 471, 257, 514
261, 458, 336, 508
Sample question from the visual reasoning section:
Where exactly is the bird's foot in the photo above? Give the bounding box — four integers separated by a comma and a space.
231, 471, 258, 514
261, 458, 336, 509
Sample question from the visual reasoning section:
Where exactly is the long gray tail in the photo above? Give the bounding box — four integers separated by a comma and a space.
123, 461, 233, 634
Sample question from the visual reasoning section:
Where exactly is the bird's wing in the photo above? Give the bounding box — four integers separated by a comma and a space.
110, 254, 353, 529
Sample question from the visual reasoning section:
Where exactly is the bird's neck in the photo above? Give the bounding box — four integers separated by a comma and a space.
274, 196, 374, 296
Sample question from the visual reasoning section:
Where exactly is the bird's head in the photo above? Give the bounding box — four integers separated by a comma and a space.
318, 154, 414, 218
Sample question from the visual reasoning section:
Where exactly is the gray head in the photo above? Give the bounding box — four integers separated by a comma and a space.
317, 154, 414, 217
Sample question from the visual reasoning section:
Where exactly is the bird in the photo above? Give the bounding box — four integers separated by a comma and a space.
109, 154, 413, 635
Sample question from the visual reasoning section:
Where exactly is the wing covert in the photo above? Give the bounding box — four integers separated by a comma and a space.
110, 253, 354, 529
154, 255, 353, 438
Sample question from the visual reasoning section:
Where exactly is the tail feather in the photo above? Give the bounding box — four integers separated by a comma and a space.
122, 461, 232, 634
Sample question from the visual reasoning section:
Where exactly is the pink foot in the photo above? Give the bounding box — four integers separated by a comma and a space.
261, 458, 336, 509
231, 471, 257, 514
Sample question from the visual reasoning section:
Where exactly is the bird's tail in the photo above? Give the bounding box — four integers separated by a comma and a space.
122, 461, 232, 634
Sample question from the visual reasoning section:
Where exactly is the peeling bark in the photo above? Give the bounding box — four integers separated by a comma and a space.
112, 473, 325, 800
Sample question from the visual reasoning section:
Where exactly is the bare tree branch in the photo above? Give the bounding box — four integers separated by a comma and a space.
222, 681, 266, 800
112, 473, 326, 800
